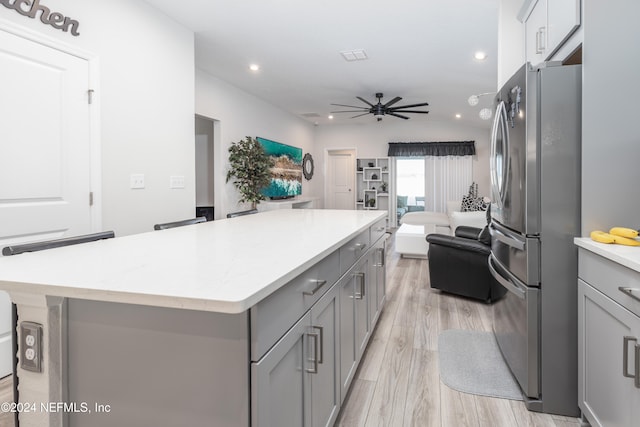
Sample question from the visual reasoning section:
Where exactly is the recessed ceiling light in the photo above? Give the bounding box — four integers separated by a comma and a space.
474, 51, 487, 61
328, 115, 334, 120
249, 64, 260, 72
455, 114, 461, 119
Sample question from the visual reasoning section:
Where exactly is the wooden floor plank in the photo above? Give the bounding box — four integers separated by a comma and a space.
474, 395, 519, 427
336, 379, 376, 427
439, 383, 480, 427
365, 325, 413, 427
403, 349, 440, 427
413, 288, 439, 351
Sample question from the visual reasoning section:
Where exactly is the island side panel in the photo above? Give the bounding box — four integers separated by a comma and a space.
66, 299, 249, 427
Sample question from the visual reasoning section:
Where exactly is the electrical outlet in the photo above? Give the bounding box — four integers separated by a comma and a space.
169, 175, 185, 189
20, 322, 42, 373
130, 174, 145, 189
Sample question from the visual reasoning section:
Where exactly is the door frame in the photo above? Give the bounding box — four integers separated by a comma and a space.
0, 19, 102, 231
324, 148, 356, 210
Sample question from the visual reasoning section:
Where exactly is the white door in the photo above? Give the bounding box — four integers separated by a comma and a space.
0, 29, 93, 376
327, 151, 354, 210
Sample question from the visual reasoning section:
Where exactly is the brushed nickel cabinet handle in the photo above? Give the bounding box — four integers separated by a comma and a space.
374, 247, 385, 267
303, 280, 327, 296
618, 287, 640, 303
635, 344, 640, 389
306, 331, 319, 374
313, 326, 324, 364
354, 272, 365, 299
623, 336, 637, 378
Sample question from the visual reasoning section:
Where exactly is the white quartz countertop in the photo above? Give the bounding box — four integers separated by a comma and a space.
575, 237, 640, 273
0, 209, 386, 314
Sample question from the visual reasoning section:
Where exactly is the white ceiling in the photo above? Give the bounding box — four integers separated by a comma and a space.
144, 0, 499, 127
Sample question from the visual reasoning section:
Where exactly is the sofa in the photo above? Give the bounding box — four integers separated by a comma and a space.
400, 201, 487, 235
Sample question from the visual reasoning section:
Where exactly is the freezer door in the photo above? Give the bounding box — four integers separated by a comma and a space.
489, 220, 540, 287
489, 253, 540, 399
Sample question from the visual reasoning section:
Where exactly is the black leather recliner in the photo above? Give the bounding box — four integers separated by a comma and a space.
426, 223, 506, 303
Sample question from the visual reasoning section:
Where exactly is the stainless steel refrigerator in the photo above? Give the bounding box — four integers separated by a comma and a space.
488, 62, 581, 417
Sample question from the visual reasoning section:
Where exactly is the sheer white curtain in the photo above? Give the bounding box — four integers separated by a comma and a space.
424, 156, 473, 212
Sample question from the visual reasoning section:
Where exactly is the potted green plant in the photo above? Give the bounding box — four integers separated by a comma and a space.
226, 136, 274, 209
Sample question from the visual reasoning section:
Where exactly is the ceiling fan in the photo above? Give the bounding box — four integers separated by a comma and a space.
331, 92, 429, 121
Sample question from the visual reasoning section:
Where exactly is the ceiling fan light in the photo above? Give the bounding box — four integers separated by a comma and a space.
468, 95, 479, 106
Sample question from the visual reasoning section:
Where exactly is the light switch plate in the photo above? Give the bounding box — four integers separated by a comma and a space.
169, 175, 185, 189
20, 321, 42, 373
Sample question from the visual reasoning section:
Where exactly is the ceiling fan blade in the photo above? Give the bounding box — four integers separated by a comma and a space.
384, 96, 402, 108
331, 110, 369, 113
390, 110, 430, 114
356, 96, 375, 107
351, 112, 371, 119
386, 112, 410, 120
389, 102, 429, 109
331, 103, 370, 109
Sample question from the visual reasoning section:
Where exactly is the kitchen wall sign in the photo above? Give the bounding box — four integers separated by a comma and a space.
0, 0, 80, 36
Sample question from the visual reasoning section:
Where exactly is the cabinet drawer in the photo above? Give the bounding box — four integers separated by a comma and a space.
579, 248, 640, 317
370, 217, 387, 244
251, 250, 340, 361
339, 229, 370, 274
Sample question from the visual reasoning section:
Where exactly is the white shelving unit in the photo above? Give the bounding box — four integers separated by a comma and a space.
356, 158, 391, 224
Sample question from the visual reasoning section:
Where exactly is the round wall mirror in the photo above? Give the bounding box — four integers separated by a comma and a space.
303, 153, 314, 180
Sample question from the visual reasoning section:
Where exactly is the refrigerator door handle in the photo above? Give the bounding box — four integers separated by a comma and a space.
489, 221, 526, 251
490, 100, 510, 208
489, 254, 527, 300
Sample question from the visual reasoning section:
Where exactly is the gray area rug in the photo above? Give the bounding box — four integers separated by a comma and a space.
438, 329, 523, 400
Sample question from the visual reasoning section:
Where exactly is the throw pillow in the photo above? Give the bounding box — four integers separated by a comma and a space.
397, 195, 408, 208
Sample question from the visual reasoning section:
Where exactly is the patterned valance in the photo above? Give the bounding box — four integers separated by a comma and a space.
387, 141, 476, 157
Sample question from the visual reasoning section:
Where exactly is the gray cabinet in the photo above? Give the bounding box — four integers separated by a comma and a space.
254, 223, 388, 426
310, 283, 340, 427
578, 249, 640, 427
339, 255, 372, 401
252, 283, 341, 427
368, 238, 386, 326
251, 312, 311, 427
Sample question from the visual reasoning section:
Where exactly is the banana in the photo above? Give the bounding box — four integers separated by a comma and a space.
591, 230, 615, 244
612, 234, 640, 246
609, 227, 639, 239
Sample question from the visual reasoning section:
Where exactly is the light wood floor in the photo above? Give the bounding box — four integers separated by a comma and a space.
335, 235, 582, 427
0, 235, 582, 427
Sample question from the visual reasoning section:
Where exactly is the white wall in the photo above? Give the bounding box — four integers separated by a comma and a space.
0, 0, 195, 236
581, 0, 640, 234
498, 0, 525, 89
195, 69, 320, 218
314, 119, 492, 199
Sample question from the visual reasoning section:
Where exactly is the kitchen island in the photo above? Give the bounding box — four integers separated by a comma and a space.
0, 209, 388, 427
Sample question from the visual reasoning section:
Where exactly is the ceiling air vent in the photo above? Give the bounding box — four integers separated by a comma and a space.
340, 49, 368, 62
301, 113, 322, 118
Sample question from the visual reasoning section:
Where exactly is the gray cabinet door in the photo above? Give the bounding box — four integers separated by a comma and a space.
310, 283, 340, 427
252, 312, 312, 427
354, 257, 370, 364
578, 280, 640, 427
339, 271, 357, 403
368, 239, 386, 327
